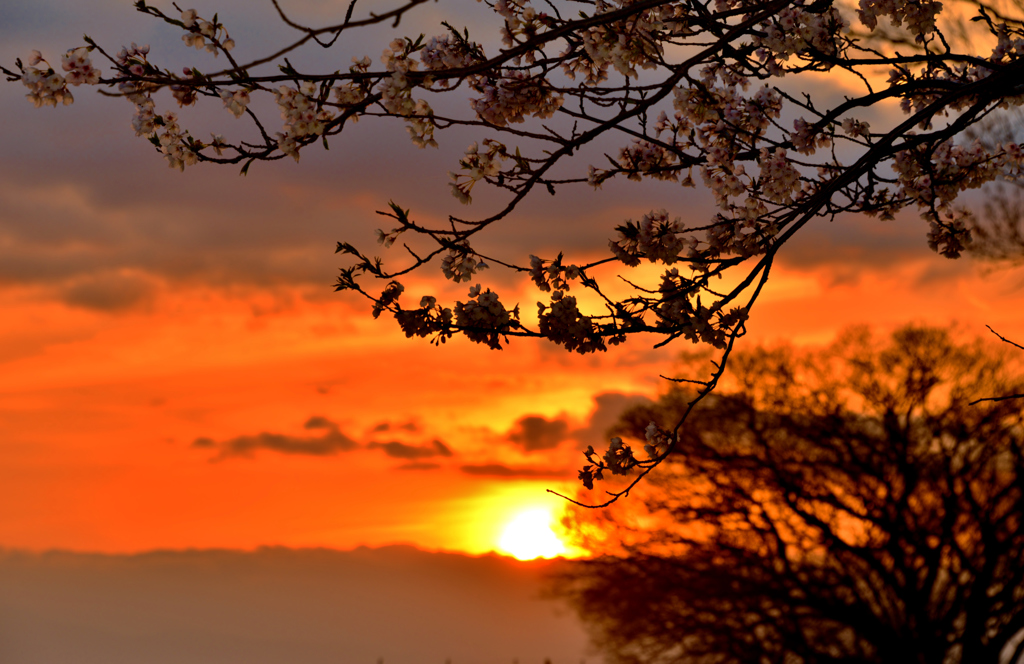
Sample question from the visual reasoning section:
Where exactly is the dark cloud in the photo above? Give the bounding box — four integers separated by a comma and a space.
60, 272, 155, 311
774, 210, 932, 272
496, 393, 653, 455
368, 439, 452, 460
193, 417, 455, 462
506, 415, 569, 452
571, 392, 654, 449
397, 462, 442, 471
460, 464, 571, 479
193, 416, 358, 459
370, 420, 421, 433
303, 416, 336, 430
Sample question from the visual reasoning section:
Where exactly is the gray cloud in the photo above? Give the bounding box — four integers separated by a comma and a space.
773, 209, 934, 273
506, 415, 569, 452
0, 0, 965, 317
367, 439, 452, 460
459, 464, 571, 479
194, 416, 358, 459
60, 272, 155, 311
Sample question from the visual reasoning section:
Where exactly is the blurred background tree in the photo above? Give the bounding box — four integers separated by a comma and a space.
556, 325, 1024, 664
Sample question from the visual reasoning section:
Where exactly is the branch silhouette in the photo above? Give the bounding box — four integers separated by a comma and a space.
9, 0, 1024, 495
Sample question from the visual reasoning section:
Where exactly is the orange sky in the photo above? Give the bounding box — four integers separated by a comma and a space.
3, 0, 1024, 557
1, 256, 1021, 555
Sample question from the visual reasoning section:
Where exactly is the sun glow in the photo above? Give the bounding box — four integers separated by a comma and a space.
498, 508, 567, 560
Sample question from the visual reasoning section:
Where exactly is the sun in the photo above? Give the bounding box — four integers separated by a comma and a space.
497, 508, 567, 560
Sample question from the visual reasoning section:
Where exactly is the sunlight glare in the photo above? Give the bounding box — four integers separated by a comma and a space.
498, 508, 567, 560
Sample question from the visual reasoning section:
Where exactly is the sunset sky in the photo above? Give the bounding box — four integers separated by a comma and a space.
3, 0, 1024, 559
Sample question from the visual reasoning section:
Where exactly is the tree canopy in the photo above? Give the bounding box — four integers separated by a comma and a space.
556, 325, 1024, 663
7, 0, 1024, 492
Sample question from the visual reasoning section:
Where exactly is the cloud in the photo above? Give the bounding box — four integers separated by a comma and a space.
397, 462, 442, 471
192, 418, 455, 463
304, 416, 337, 430
570, 392, 654, 449
370, 420, 422, 433
506, 415, 570, 452
194, 416, 358, 459
459, 464, 571, 479
60, 271, 155, 312
495, 393, 654, 454
367, 439, 452, 460
773, 209, 933, 273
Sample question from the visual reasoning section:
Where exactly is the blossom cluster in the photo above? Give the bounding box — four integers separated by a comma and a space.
441, 246, 488, 282
492, 0, 557, 65
62, 47, 102, 87
156, 111, 198, 171
617, 140, 679, 182
643, 422, 674, 459
377, 38, 437, 148
753, 4, 848, 74
371, 281, 405, 319
579, 435, 641, 489
21, 60, 73, 108
117, 73, 200, 172
654, 268, 745, 348
528, 254, 581, 292
660, 82, 788, 217
468, 70, 563, 127
609, 210, 691, 266
378, 39, 419, 116
857, 0, 942, 40
20, 47, 101, 107
394, 296, 454, 345
757, 148, 801, 205
537, 292, 606, 354
274, 82, 334, 161
564, 4, 664, 82
179, 8, 235, 55
450, 140, 506, 204
790, 118, 832, 156
453, 284, 518, 350
577, 421, 674, 489
220, 89, 250, 118
419, 33, 484, 81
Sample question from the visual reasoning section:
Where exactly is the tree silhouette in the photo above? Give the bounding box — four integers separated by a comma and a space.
556, 326, 1024, 663
8, 1, 1024, 492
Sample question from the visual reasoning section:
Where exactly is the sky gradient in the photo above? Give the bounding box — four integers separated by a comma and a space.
3, 0, 1024, 556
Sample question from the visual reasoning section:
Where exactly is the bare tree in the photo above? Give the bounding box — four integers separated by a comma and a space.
555, 325, 1024, 663
8, 1, 1024, 493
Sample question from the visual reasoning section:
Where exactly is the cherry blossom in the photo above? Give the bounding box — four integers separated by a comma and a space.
9, 0, 1024, 497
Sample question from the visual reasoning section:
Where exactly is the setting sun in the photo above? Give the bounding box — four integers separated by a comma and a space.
497, 508, 567, 560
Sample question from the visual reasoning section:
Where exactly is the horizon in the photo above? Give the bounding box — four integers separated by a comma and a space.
0, 544, 599, 664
